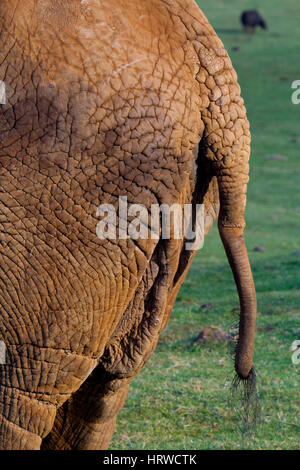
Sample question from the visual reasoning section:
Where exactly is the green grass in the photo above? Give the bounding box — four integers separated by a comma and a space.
110, 0, 300, 450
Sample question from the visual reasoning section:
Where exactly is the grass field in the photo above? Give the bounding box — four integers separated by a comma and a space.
110, 0, 300, 450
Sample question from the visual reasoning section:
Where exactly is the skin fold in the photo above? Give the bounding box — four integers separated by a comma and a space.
0, 0, 256, 450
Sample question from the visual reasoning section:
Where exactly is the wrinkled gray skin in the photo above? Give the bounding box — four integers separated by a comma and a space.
0, 0, 256, 449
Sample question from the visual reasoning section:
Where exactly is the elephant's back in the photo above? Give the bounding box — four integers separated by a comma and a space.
0, 0, 207, 212
0, 0, 220, 361
0, 1, 208, 299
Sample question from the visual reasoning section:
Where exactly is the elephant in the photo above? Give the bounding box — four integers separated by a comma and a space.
0, 0, 257, 450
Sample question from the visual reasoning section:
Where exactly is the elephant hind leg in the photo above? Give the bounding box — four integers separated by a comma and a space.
0, 385, 57, 450
0, 415, 42, 450
41, 367, 130, 450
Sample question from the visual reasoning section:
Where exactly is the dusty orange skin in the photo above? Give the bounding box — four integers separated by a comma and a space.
0, 0, 256, 449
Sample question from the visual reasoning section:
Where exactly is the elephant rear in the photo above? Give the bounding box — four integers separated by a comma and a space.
0, 0, 256, 450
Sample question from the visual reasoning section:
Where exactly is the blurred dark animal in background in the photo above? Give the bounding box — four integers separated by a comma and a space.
241, 10, 267, 33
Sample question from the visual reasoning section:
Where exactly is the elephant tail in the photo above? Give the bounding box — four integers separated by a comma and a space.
218, 222, 261, 433
218, 223, 256, 380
